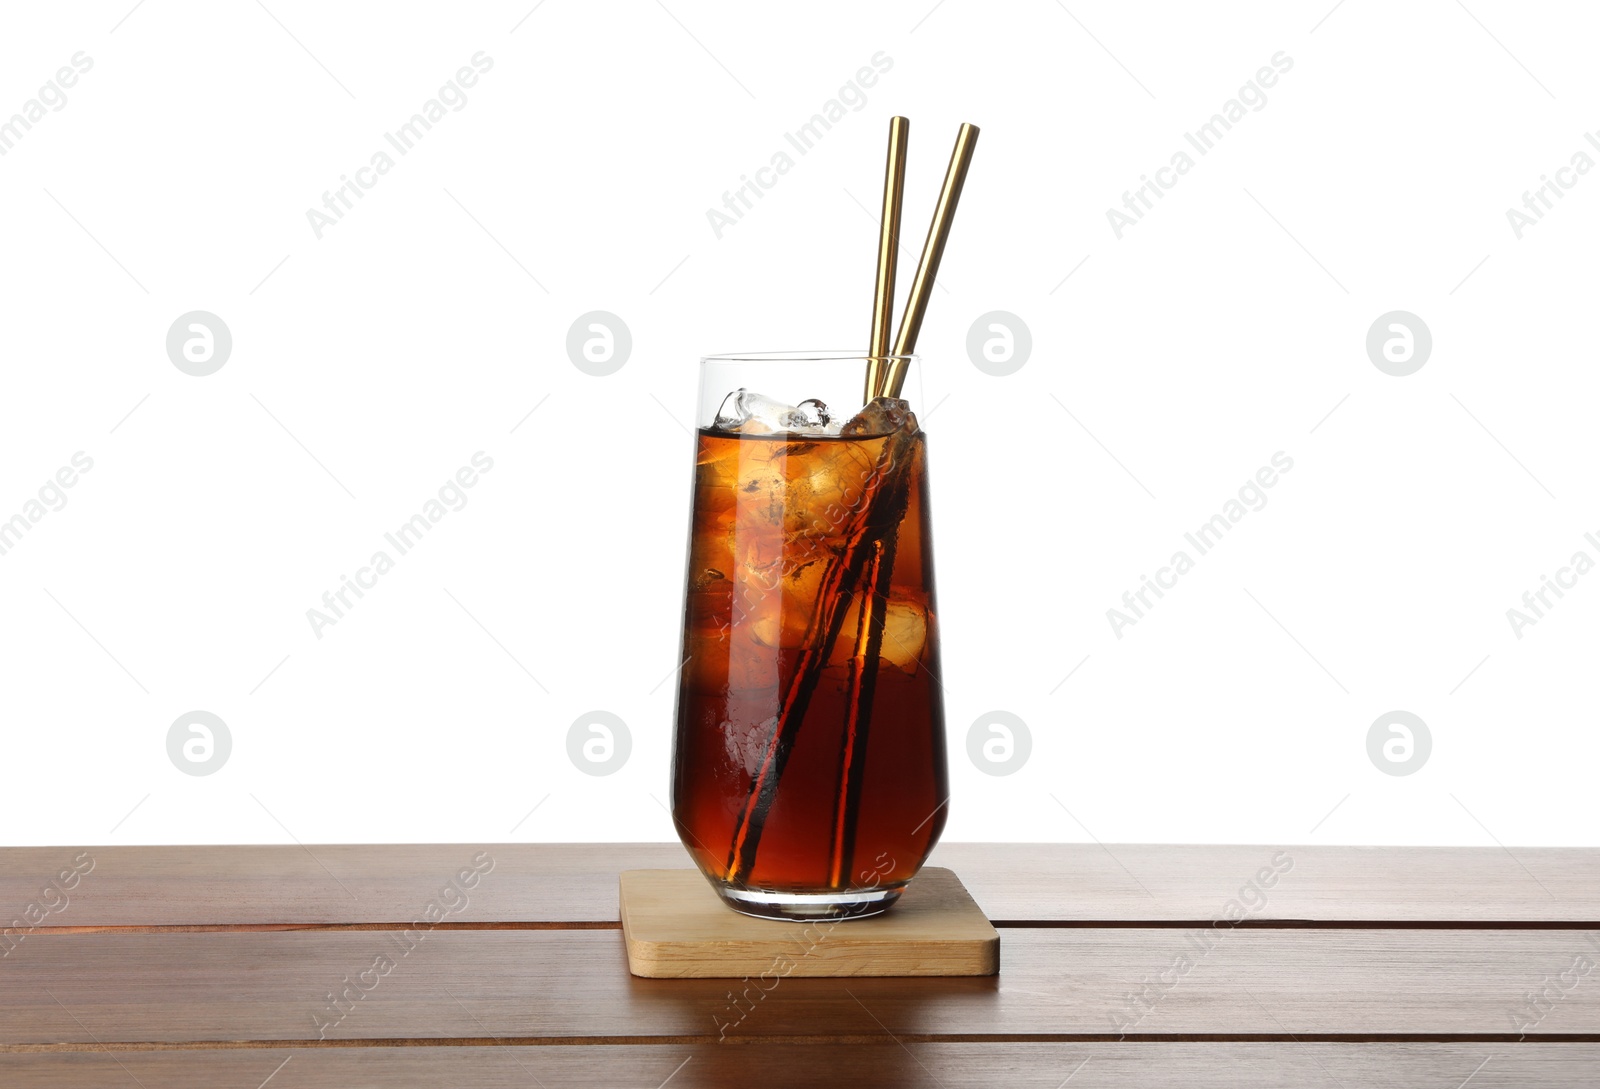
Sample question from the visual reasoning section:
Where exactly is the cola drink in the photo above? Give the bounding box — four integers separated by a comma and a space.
671, 393, 947, 919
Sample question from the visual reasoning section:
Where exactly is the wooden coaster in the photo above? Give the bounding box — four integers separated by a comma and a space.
619, 867, 999, 978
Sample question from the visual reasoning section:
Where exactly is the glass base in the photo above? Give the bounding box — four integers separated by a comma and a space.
715, 883, 904, 921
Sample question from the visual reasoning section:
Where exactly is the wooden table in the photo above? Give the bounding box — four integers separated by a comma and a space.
1, 843, 1596, 1086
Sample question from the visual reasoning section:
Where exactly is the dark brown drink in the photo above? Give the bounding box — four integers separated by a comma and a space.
671, 402, 947, 919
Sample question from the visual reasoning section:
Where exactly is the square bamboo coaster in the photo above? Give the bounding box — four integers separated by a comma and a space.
619, 867, 999, 978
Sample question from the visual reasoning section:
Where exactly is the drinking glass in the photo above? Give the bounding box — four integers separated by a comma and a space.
670, 352, 947, 920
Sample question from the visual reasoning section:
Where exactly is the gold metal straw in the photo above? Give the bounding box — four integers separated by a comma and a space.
883, 122, 980, 398
864, 116, 910, 405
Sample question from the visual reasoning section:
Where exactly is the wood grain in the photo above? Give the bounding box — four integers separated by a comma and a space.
620, 868, 999, 977
2, 927, 1596, 1043
6, 840, 1596, 1086
2, 843, 1593, 928
2, 1044, 1597, 1089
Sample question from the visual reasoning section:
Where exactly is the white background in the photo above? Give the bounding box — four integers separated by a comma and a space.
1, 1, 1595, 850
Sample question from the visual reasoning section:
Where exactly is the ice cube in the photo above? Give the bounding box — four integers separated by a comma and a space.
878, 599, 929, 673
841, 396, 919, 437
797, 398, 832, 430
824, 597, 928, 673
715, 389, 837, 434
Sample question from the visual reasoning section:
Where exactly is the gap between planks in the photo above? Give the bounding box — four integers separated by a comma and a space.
3, 1033, 1600, 1053
19, 918, 1600, 936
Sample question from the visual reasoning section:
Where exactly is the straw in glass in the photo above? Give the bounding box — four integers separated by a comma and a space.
829, 122, 980, 888
882, 122, 980, 397
864, 116, 910, 406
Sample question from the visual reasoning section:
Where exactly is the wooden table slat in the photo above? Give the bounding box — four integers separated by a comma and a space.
2, 843, 1594, 928
3, 1044, 1598, 1089
2, 928, 1597, 1044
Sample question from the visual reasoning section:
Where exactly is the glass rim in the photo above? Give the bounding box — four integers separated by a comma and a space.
700, 350, 918, 364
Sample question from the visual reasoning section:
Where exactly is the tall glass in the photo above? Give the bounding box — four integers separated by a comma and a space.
671, 352, 947, 920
